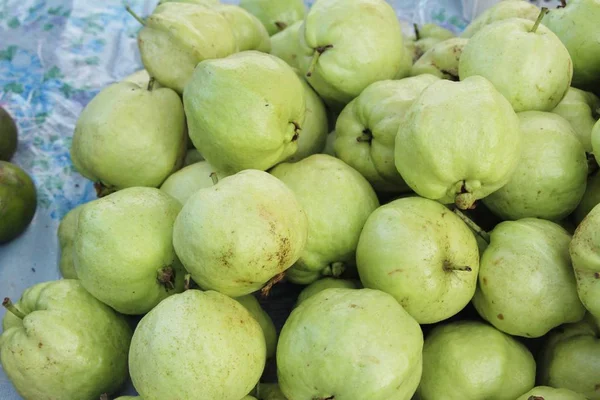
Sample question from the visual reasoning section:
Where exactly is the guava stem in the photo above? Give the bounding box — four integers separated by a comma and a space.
125, 5, 146, 26
356, 129, 373, 143
260, 272, 286, 297
291, 121, 301, 141
322, 262, 345, 278
157, 266, 176, 291
147, 77, 156, 92
2, 298, 26, 319
443, 262, 472, 272
529, 396, 544, 400
413, 23, 420, 40
453, 209, 491, 244
530, 8, 549, 33
455, 191, 476, 210
306, 45, 333, 78
275, 21, 287, 31
184, 274, 192, 291
210, 172, 219, 185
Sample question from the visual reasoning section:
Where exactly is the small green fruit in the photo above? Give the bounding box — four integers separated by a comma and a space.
277, 288, 423, 400
0, 161, 37, 244
239, 0, 306, 36
357, 197, 479, 324
129, 290, 266, 400
551, 87, 600, 152
0, 106, 18, 161
418, 321, 536, 400
474, 218, 585, 337
74, 187, 185, 314
159, 161, 227, 205
0, 280, 132, 400
122, 69, 163, 89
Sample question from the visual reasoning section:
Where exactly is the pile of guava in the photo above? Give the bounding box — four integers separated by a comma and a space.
2, 0, 600, 399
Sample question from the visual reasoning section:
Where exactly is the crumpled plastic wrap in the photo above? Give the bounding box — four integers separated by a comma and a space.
0, 0, 490, 397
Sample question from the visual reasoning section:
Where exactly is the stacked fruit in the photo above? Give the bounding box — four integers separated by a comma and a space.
1, 0, 600, 399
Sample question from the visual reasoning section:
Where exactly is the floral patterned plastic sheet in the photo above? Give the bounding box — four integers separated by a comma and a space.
0, 0, 471, 397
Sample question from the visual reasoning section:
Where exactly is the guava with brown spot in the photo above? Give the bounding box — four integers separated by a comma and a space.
474, 218, 585, 338
570, 203, 600, 319
173, 170, 308, 296
129, 290, 266, 400
277, 288, 423, 400
357, 197, 479, 324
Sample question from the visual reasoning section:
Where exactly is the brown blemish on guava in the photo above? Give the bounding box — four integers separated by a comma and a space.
38, 342, 43, 348
482, 277, 488, 285
388, 269, 403, 276
497, 313, 504, 320
594, 383, 600, 391
595, 272, 600, 279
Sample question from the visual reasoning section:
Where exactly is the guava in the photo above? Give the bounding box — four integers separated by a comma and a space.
335, 74, 439, 192
173, 170, 308, 296
551, 87, 600, 152
459, 14, 573, 112
357, 197, 479, 324
270, 21, 302, 69
122, 69, 162, 89
418, 321, 535, 400
277, 288, 423, 400
409, 24, 456, 62
0, 105, 17, 161
460, 0, 540, 38
473, 218, 585, 337
270, 155, 379, 284
287, 72, 328, 162
296, 278, 358, 306
159, 161, 227, 205
573, 172, 600, 224
542, 0, 600, 88
570, 203, 600, 319
58, 204, 85, 279
0, 280, 132, 400
129, 290, 266, 400
74, 187, 185, 314
256, 384, 287, 400
0, 161, 37, 243
137, 3, 237, 93
234, 294, 277, 359
538, 315, 600, 399
410, 38, 468, 80
183, 149, 203, 166
296, 0, 405, 108
239, 0, 306, 35
184, 51, 305, 174
394, 76, 521, 209
516, 386, 587, 400
71, 81, 186, 193
483, 112, 587, 221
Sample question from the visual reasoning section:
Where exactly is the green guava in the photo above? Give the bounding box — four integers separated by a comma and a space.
474, 218, 585, 337
394, 76, 521, 209
173, 170, 308, 296
71, 81, 186, 192
0, 280, 132, 400
459, 14, 573, 112
74, 187, 185, 314
483, 112, 587, 221
551, 87, 600, 152
335, 74, 439, 192
418, 321, 535, 400
183, 149, 203, 166
460, 0, 540, 38
410, 38, 468, 80
270, 155, 379, 284
0, 161, 37, 243
357, 197, 479, 324
184, 51, 305, 174
160, 161, 227, 205
239, 0, 306, 35
277, 288, 423, 400
256, 384, 287, 400
122, 69, 163, 89
270, 21, 302, 69
129, 290, 266, 400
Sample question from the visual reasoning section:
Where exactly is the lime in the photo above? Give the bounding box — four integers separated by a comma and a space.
0, 161, 37, 243
0, 106, 18, 161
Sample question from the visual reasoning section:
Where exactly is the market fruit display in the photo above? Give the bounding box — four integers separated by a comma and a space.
357, 197, 479, 324
0, 280, 132, 399
418, 321, 536, 400
459, 12, 573, 112
296, 0, 405, 108
0, 161, 37, 243
184, 51, 305, 174
74, 187, 185, 314
483, 111, 587, 221
173, 170, 308, 296
129, 290, 266, 400
4, 0, 600, 398
277, 288, 423, 400
474, 218, 585, 337
394, 76, 522, 209
0, 106, 17, 161
270, 155, 379, 284
334, 74, 440, 192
